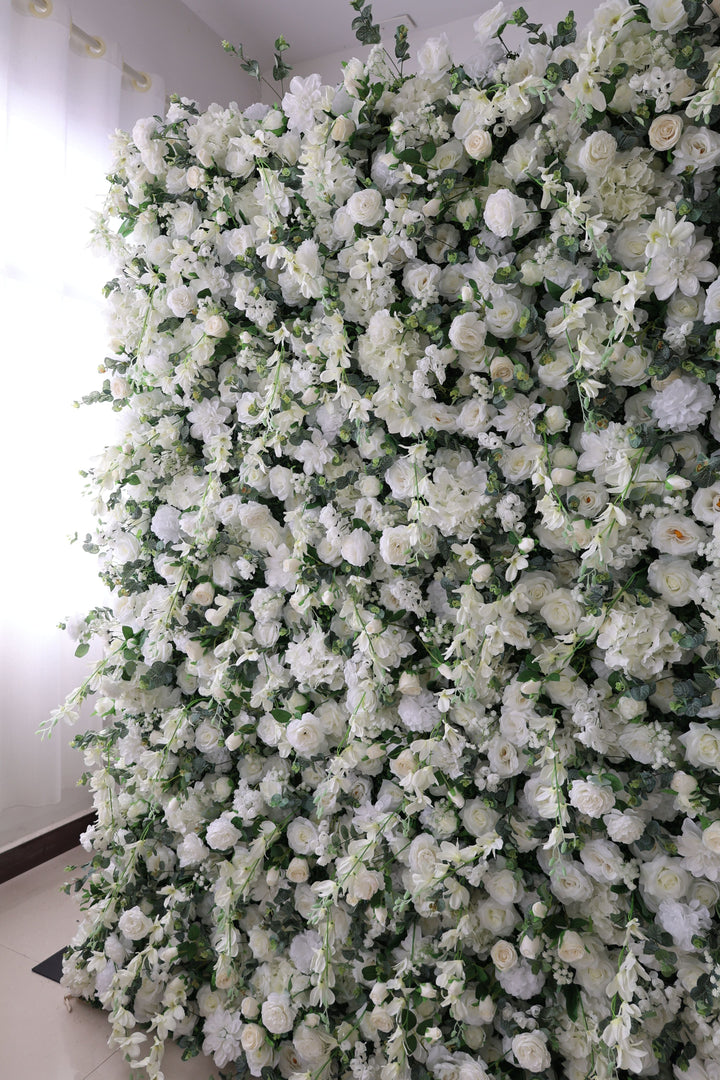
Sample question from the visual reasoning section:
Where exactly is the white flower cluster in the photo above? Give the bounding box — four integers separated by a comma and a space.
60, 2, 720, 1079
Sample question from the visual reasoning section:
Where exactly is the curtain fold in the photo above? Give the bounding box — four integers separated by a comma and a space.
0, 0, 165, 839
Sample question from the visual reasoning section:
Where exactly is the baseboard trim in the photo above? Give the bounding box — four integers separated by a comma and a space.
0, 811, 95, 884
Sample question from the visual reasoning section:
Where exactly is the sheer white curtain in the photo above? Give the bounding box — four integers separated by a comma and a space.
0, 0, 165, 846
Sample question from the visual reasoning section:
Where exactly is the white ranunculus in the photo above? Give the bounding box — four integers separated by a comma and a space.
651, 375, 714, 432
680, 723, 720, 770
345, 187, 384, 227
118, 906, 154, 940
511, 1032, 552, 1072
648, 556, 699, 606
483, 189, 527, 238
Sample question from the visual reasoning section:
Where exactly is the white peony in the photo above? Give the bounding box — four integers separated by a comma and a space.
261, 992, 296, 1034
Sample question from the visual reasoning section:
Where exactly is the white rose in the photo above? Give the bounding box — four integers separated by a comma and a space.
651, 375, 714, 432
203, 314, 228, 338
286, 713, 326, 757
645, 0, 688, 30
648, 114, 683, 151
166, 285, 195, 318
461, 799, 499, 837
457, 397, 492, 436
379, 525, 412, 566
206, 815, 241, 851
286, 857, 309, 884
703, 277, 720, 324
345, 187, 384, 227
511, 1032, 551, 1072
331, 115, 354, 141
603, 809, 646, 844
287, 817, 319, 854
569, 779, 615, 818
558, 931, 587, 964
449, 311, 487, 353
417, 33, 452, 76
240, 1023, 266, 1053
407, 834, 440, 879
261, 992, 295, 1034
341, 528, 374, 566
464, 129, 492, 160
113, 532, 140, 565
189, 581, 215, 606
578, 130, 617, 174
403, 261, 441, 301
674, 126, 720, 173
539, 588, 583, 634
548, 860, 593, 903
501, 443, 543, 483
648, 556, 699, 606
639, 856, 689, 910
485, 293, 523, 338
484, 868, 522, 905
649, 513, 706, 556
118, 906, 153, 940
702, 821, 720, 854
609, 345, 650, 387
490, 940, 518, 971
483, 189, 527, 238
680, 723, 720, 770
580, 838, 624, 883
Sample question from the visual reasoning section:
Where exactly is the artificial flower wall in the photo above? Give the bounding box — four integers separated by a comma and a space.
57, 2, 720, 1078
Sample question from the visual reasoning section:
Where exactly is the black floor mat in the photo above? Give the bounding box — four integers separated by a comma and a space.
32, 947, 66, 983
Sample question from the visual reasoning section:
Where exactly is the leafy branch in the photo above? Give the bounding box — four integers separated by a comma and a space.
222, 35, 293, 98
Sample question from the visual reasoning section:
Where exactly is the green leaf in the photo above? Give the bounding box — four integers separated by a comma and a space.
74, 643, 90, 658
241, 59, 261, 81
420, 142, 436, 161
274, 34, 290, 52
563, 982, 581, 1022
272, 55, 292, 82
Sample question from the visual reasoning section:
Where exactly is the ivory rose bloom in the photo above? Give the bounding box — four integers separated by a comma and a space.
464, 129, 492, 160
483, 189, 527, 238
345, 187, 384, 227
649, 114, 683, 151
511, 1032, 552, 1072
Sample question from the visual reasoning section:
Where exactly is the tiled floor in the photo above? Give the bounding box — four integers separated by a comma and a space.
0, 847, 220, 1079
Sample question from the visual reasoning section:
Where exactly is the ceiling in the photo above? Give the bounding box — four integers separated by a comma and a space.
179, 0, 487, 66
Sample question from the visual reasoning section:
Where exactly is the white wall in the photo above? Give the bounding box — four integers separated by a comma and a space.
69, 0, 253, 109
283, 0, 592, 86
